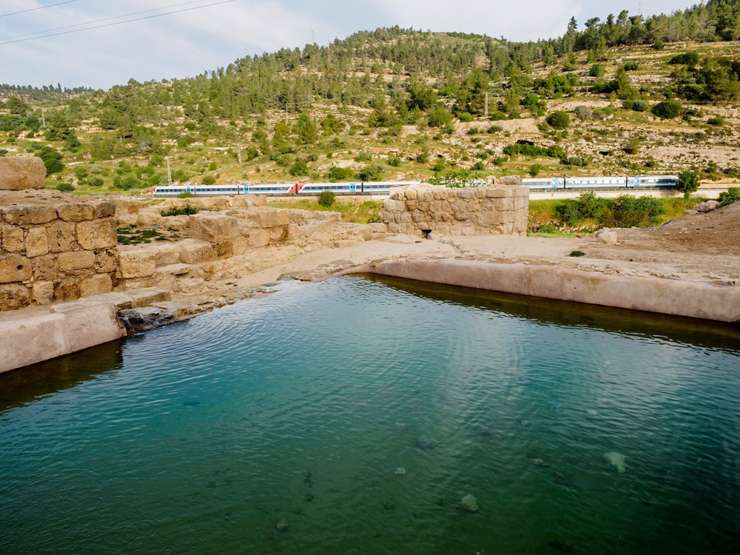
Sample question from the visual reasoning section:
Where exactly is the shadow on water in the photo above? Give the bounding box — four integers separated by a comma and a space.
0, 339, 124, 413
355, 274, 740, 352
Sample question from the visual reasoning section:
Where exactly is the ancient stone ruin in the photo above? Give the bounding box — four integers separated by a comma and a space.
382, 176, 529, 236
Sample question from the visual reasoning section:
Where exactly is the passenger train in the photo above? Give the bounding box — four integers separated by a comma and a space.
152, 181, 418, 197
152, 176, 679, 197
521, 175, 679, 190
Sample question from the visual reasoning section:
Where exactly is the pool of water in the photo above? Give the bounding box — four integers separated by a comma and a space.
1, 276, 739, 554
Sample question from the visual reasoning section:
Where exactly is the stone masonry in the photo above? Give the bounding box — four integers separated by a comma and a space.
0, 191, 118, 311
381, 178, 529, 236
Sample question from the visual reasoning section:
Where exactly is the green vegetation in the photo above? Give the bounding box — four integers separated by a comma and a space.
318, 191, 336, 208
652, 99, 683, 119
677, 170, 701, 197
718, 187, 738, 206
546, 111, 571, 129
529, 193, 703, 232
161, 205, 199, 217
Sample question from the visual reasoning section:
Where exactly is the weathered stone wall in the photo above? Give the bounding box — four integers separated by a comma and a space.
382, 181, 529, 237
0, 192, 118, 311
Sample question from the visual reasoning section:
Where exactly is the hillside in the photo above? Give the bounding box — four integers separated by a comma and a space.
0, 0, 738, 194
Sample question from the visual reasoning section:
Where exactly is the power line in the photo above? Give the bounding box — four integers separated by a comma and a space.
0, 0, 77, 19
0, 0, 236, 46
3, 0, 224, 41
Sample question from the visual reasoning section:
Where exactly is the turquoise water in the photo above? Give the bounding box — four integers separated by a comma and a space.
1, 276, 739, 554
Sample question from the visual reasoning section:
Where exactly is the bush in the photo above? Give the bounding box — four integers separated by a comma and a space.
35, 145, 64, 175
623, 138, 641, 155
318, 191, 336, 208
589, 64, 605, 78
608, 196, 664, 227
707, 117, 725, 126
623, 99, 648, 112
327, 166, 354, 181
113, 173, 138, 190
202, 174, 216, 185
718, 188, 738, 207
457, 111, 474, 122
669, 52, 700, 66
546, 111, 570, 129
387, 156, 401, 167
677, 170, 700, 198
623, 61, 640, 71
161, 205, 199, 217
88, 176, 104, 187
503, 143, 566, 159
357, 163, 385, 182
528, 164, 542, 177
290, 159, 309, 176
55, 181, 75, 192
652, 100, 682, 119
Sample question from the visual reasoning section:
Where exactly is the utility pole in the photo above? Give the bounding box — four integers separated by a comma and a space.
484, 92, 489, 119
165, 156, 172, 185
41, 108, 46, 128
236, 144, 242, 164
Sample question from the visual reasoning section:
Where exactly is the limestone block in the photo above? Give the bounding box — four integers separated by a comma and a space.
95, 249, 118, 274
58, 250, 95, 272
80, 273, 113, 297
58, 202, 96, 222
247, 229, 270, 248
119, 249, 157, 279
0, 156, 46, 190
3, 205, 57, 225
405, 189, 417, 200
76, 218, 117, 250
150, 243, 180, 266
32, 254, 58, 281
54, 278, 81, 302
47, 220, 77, 252
189, 213, 240, 243
231, 236, 250, 256
177, 239, 215, 264
136, 210, 163, 227
2, 224, 24, 252
25, 227, 49, 258
256, 210, 290, 228
93, 201, 116, 219
0, 283, 30, 310
31, 281, 54, 305
0, 253, 32, 283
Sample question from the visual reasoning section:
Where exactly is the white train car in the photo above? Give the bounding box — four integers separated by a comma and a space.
632, 175, 679, 188
522, 176, 678, 191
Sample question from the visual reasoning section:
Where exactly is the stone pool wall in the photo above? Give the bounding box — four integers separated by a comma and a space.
381, 179, 529, 236
0, 191, 118, 311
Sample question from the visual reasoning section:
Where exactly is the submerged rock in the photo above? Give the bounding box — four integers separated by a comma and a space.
604, 451, 627, 473
275, 518, 289, 532
415, 438, 438, 451
394, 467, 407, 476
118, 306, 175, 334
460, 494, 479, 513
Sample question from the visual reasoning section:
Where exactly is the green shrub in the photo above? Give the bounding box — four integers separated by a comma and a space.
318, 191, 336, 208
528, 164, 542, 177
88, 176, 104, 187
669, 52, 700, 66
503, 143, 566, 159
387, 156, 401, 167
161, 205, 199, 217
707, 117, 724, 126
589, 64, 605, 78
357, 163, 385, 182
55, 181, 75, 192
608, 196, 664, 227
623, 99, 648, 112
677, 170, 700, 198
457, 111, 474, 122
623, 61, 640, 71
652, 100, 682, 119
546, 111, 571, 129
202, 174, 216, 185
327, 166, 354, 181
623, 138, 641, 155
290, 159, 309, 176
718, 188, 738, 207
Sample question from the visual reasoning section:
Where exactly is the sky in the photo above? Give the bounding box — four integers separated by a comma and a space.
1, 0, 698, 89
